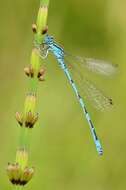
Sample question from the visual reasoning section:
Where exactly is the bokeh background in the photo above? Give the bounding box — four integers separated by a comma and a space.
0, 0, 126, 189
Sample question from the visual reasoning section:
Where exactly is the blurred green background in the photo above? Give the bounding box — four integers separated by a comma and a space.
0, 0, 126, 189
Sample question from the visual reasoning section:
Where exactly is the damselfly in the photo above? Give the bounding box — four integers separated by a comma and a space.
34, 35, 117, 155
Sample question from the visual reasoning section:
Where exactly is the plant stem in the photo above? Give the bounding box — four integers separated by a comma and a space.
14, 186, 22, 190
7, 0, 50, 188
40, 0, 50, 6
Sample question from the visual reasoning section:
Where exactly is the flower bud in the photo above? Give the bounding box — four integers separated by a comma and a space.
42, 25, 48, 34
32, 23, 37, 33
25, 112, 39, 128
38, 67, 46, 81
15, 112, 23, 126
7, 163, 21, 184
20, 167, 34, 185
7, 149, 35, 186
6, 163, 34, 186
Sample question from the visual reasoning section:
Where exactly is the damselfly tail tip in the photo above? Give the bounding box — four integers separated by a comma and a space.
109, 98, 113, 105
99, 150, 103, 156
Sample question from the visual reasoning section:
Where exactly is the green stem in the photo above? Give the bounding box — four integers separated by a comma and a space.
14, 186, 22, 190
7, 0, 50, 188
19, 127, 31, 150
29, 77, 39, 93
40, 0, 50, 6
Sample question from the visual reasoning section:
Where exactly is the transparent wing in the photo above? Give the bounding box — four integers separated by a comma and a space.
65, 52, 118, 76
64, 55, 113, 111
37, 43, 115, 111
73, 74, 113, 111
84, 58, 118, 76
